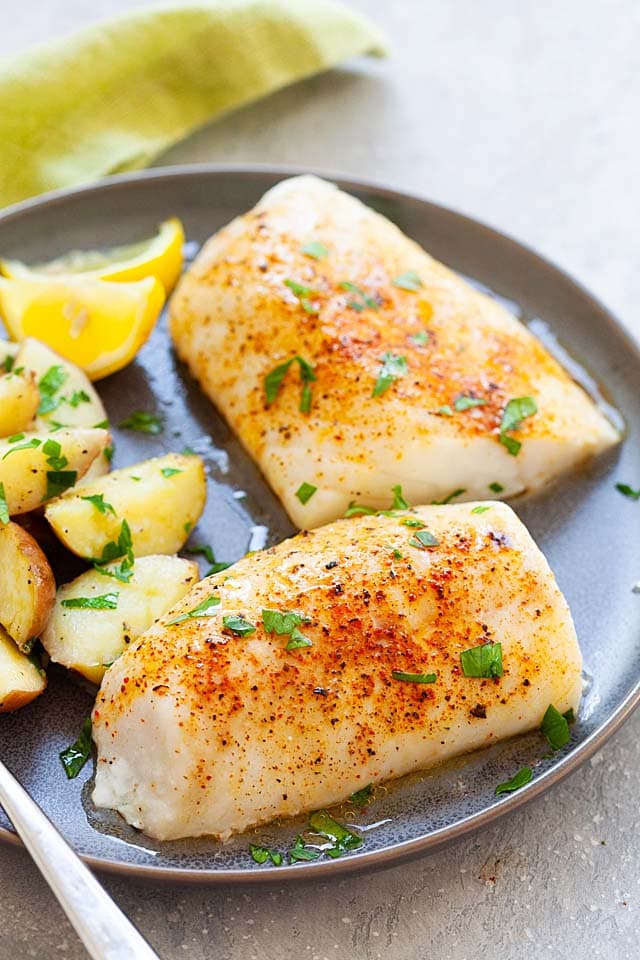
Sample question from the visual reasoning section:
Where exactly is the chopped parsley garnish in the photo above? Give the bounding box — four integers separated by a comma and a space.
344, 502, 378, 517
409, 329, 429, 346
8, 433, 25, 443
489, 482, 504, 493
296, 481, 317, 505
61, 593, 119, 610
372, 352, 408, 398
391, 484, 409, 510
166, 594, 221, 626
93, 419, 110, 430
392, 548, 403, 559
499, 397, 537, 456
161, 467, 183, 478
38, 365, 68, 415
563, 707, 576, 725
264, 355, 316, 413
401, 517, 426, 529
81, 493, 116, 517
432, 488, 466, 505
437, 405, 453, 417
69, 390, 90, 408
43, 438, 68, 471
284, 279, 319, 314
392, 271, 422, 292
495, 767, 532, 795
44, 470, 77, 500
460, 641, 503, 678
471, 505, 491, 514
250, 845, 282, 866
541, 703, 571, 751
60, 717, 92, 779
104, 444, 114, 463
0, 483, 9, 525
300, 241, 328, 260
2, 352, 14, 373
285, 627, 312, 650
616, 483, 640, 501
2, 437, 41, 459
118, 410, 164, 435
409, 529, 439, 549
349, 784, 373, 807
289, 836, 320, 863
93, 519, 134, 583
340, 280, 379, 312
454, 395, 487, 412
308, 810, 363, 858
262, 609, 309, 635
222, 615, 256, 636
392, 670, 437, 683
344, 485, 413, 518
184, 543, 231, 576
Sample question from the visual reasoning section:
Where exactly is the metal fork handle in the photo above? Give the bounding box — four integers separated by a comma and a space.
0, 759, 160, 960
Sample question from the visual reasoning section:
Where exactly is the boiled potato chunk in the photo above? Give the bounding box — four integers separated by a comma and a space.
42, 555, 199, 683
0, 521, 56, 650
15, 337, 107, 430
0, 427, 110, 515
45, 453, 206, 559
0, 625, 46, 712
0, 370, 40, 436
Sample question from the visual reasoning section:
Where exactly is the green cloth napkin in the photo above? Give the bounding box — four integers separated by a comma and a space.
0, 0, 387, 208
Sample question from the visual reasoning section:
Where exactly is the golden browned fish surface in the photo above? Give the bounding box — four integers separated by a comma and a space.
169, 175, 619, 529
92, 502, 582, 841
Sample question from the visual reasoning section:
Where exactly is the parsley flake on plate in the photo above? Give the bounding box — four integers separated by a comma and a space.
59, 717, 92, 780
250, 845, 283, 866
541, 703, 571, 751
118, 410, 164, 435
349, 784, 373, 807
308, 810, 363, 858
495, 767, 533, 795
616, 482, 640, 501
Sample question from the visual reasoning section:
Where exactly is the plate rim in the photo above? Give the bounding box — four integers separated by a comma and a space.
1, 162, 639, 884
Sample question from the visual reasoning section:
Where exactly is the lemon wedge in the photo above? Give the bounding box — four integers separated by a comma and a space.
1, 218, 185, 294
0, 275, 165, 380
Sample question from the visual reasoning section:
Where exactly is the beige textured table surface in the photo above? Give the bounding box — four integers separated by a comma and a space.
1, 2, 639, 958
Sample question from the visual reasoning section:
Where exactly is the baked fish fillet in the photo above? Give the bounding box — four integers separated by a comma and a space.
169, 175, 619, 529
92, 502, 582, 841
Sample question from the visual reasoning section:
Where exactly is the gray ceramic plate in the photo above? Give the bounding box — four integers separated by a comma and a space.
0, 165, 639, 883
